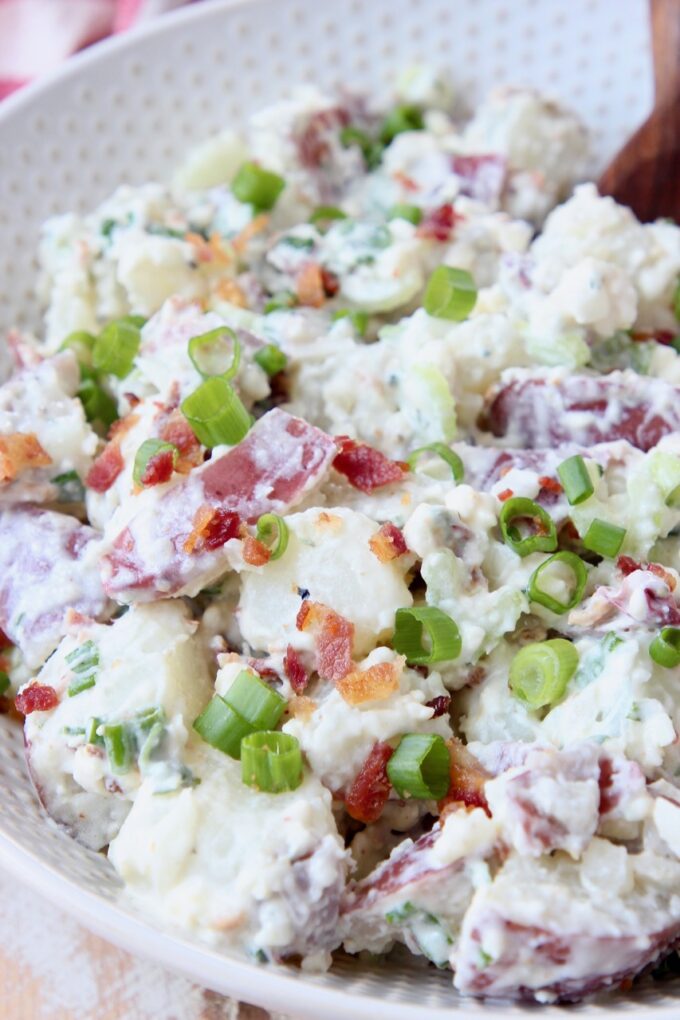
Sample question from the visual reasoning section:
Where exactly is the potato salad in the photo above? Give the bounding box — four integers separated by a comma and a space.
5, 68, 680, 1002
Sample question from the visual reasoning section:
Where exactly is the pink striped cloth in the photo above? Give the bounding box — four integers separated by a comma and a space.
0, 0, 196, 99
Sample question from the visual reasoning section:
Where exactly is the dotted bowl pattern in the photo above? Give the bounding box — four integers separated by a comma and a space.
0, 0, 676, 1015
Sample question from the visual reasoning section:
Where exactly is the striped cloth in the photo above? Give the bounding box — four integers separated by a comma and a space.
0, 0, 195, 99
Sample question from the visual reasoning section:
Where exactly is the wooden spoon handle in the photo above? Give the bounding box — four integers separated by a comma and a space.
651, 0, 680, 108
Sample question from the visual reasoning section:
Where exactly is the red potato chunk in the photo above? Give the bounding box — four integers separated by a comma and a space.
0, 506, 110, 668
101, 409, 337, 601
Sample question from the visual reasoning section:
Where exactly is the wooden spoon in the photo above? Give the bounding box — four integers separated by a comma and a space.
598, 0, 680, 222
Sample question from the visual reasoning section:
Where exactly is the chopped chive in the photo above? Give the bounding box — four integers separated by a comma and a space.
674, 279, 680, 322
386, 733, 450, 800
255, 513, 289, 560
241, 730, 303, 793
188, 327, 241, 380
103, 722, 134, 774
254, 343, 288, 375
181, 376, 251, 447
388, 204, 423, 225
68, 674, 96, 697
509, 639, 579, 709
232, 162, 285, 211
407, 443, 464, 482
499, 497, 557, 557
423, 266, 477, 321
393, 606, 461, 665
582, 519, 626, 559
86, 717, 104, 746
528, 551, 588, 615
557, 455, 594, 505
649, 627, 680, 668
60, 331, 96, 375
92, 318, 142, 378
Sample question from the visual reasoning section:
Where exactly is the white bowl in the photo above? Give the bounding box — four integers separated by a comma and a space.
0, 0, 675, 1016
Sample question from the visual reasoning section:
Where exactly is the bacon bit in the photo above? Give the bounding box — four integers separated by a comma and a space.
426, 694, 451, 717
320, 267, 340, 297
344, 742, 394, 823
538, 476, 562, 495
246, 658, 280, 681
296, 600, 355, 681
438, 738, 491, 817
0, 432, 51, 483
139, 447, 176, 487
368, 521, 408, 563
15, 683, 59, 715
336, 659, 403, 705
315, 511, 343, 531
287, 695, 317, 721
214, 278, 247, 307
85, 442, 124, 493
160, 410, 202, 473
649, 562, 678, 591
393, 170, 418, 192
242, 535, 271, 566
618, 555, 642, 577
123, 392, 141, 409
0, 628, 13, 651
232, 213, 269, 254
617, 556, 677, 592
497, 488, 514, 502
630, 329, 675, 345
185, 231, 231, 266
333, 436, 406, 493
184, 504, 241, 554
108, 412, 140, 442
295, 262, 327, 307
416, 203, 460, 242
283, 644, 309, 694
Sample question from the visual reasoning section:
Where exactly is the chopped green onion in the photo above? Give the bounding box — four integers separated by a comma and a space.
120, 314, 147, 329
393, 607, 461, 665
380, 104, 425, 144
666, 483, 680, 508
674, 279, 680, 322
0, 671, 10, 696
528, 551, 588, 615
194, 695, 254, 759
499, 497, 557, 557
281, 235, 315, 251
509, 639, 579, 709
132, 439, 178, 487
241, 730, 303, 793
310, 206, 347, 226
557, 455, 594, 505
386, 733, 450, 800
92, 318, 141, 378
263, 292, 296, 315
66, 639, 99, 696
332, 309, 369, 337
181, 376, 251, 448
51, 470, 85, 503
407, 443, 464, 482
582, 518, 626, 559
188, 327, 241, 380
68, 674, 96, 696
103, 722, 134, 774
232, 161, 285, 211
60, 331, 96, 375
423, 266, 477, 321
649, 627, 680, 668
256, 513, 289, 560
388, 204, 423, 225
78, 377, 118, 434
254, 343, 288, 375
86, 717, 104, 746
138, 720, 165, 771
339, 126, 384, 170
225, 670, 286, 730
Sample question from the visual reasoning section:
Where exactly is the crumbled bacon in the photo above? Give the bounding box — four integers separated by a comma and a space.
416, 203, 460, 242
184, 505, 241, 554
108, 412, 140, 442
246, 658, 280, 681
296, 600, 354, 681
85, 442, 124, 493
438, 738, 491, 817
232, 213, 270, 254
392, 170, 418, 192
497, 488, 514, 502
295, 263, 327, 307
368, 522, 409, 562
320, 267, 340, 297
426, 694, 451, 717
283, 645, 309, 694
185, 231, 231, 266
344, 741, 394, 823
214, 278, 247, 307
649, 562, 678, 591
139, 447, 176, 487
159, 410, 202, 473
0, 432, 51, 483
618, 555, 642, 576
336, 659, 402, 705
333, 436, 406, 493
0, 628, 12, 651
15, 683, 59, 715
242, 535, 271, 566
630, 329, 676, 345
538, 476, 562, 495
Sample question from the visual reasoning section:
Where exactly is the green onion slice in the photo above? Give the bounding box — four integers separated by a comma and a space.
103, 722, 135, 774
339, 125, 384, 170
232, 161, 285, 211
60, 331, 96, 374
255, 513, 289, 560
423, 266, 477, 321
92, 318, 142, 378
188, 327, 241, 380
254, 343, 287, 376
407, 443, 464, 482
194, 695, 254, 759
582, 518, 626, 559
393, 606, 461, 665
181, 376, 251, 448
528, 551, 588, 615
509, 638, 579, 709
78, 378, 118, 434
332, 309, 369, 337
649, 627, 680, 668
499, 497, 558, 557
310, 205, 347, 226
132, 439, 178, 487
557, 455, 594, 505
380, 104, 424, 144
388, 204, 423, 225
386, 733, 450, 800
225, 670, 286, 730
241, 730, 303, 793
